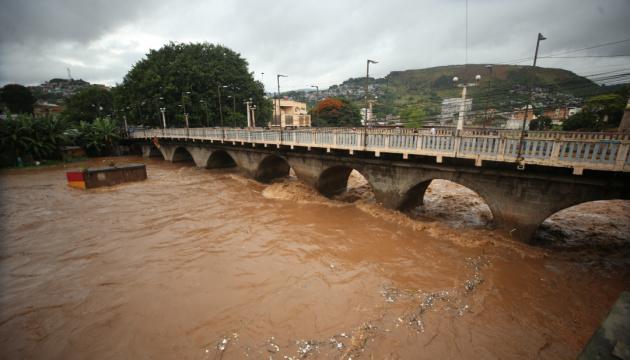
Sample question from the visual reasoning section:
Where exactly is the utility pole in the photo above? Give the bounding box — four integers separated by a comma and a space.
310, 85, 319, 127
483, 65, 493, 128
516, 33, 546, 168
276, 74, 287, 127
365, 60, 377, 127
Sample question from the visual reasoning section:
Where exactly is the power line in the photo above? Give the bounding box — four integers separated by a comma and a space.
541, 55, 630, 59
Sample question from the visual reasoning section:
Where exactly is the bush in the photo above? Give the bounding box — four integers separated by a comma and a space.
562, 111, 598, 131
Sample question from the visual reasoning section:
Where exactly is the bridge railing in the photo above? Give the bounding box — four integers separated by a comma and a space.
129, 127, 630, 173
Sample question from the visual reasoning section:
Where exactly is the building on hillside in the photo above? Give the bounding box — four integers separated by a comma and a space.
439, 97, 472, 125
270, 99, 311, 128
542, 107, 582, 126
505, 105, 535, 130
33, 101, 64, 116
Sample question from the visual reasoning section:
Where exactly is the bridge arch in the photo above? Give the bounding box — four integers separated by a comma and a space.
206, 150, 237, 169
171, 146, 194, 163
314, 165, 374, 200
534, 199, 630, 248
255, 154, 291, 183
399, 177, 494, 227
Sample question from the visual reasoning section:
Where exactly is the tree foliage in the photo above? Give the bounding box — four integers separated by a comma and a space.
114, 42, 270, 128
0, 84, 36, 114
75, 117, 121, 156
562, 111, 598, 131
583, 94, 626, 126
529, 115, 552, 130
62, 86, 113, 124
310, 98, 361, 127
400, 106, 426, 128
562, 93, 626, 131
0, 114, 70, 165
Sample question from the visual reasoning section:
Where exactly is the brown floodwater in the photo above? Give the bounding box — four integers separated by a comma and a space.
0, 156, 628, 359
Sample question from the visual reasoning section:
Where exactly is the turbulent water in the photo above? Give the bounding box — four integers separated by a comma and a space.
0, 156, 628, 359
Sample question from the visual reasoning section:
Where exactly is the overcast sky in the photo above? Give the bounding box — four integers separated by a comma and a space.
1, 0, 629, 91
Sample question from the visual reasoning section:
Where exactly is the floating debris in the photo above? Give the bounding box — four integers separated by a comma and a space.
296, 340, 319, 358
329, 332, 348, 351
381, 287, 402, 303
266, 337, 280, 353
217, 337, 229, 352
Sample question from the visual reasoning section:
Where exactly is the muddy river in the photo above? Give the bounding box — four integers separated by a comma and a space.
1, 156, 628, 359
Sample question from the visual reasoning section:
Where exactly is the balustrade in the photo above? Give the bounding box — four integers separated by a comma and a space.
129, 127, 630, 172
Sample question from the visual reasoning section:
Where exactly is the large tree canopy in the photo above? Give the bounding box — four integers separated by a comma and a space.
310, 98, 361, 127
62, 86, 113, 124
0, 84, 36, 114
114, 42, 270, 128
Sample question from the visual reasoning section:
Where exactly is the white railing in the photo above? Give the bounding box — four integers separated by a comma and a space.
130, 127, 630, 173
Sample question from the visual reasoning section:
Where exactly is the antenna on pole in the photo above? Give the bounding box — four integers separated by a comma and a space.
67, 67, 73, 80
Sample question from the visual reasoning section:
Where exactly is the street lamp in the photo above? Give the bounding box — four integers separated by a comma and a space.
452, 74, 481, 132
199, 100, 209, 127
365, 59, 378, 127
310, 85, 319, 127
276, 74, 288, 127
218, 85, 228, 127
181, 91, 191, 128
516, 32, 547, 167
160, 107, 167, 128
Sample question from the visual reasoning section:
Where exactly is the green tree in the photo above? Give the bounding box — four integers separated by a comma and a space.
75, 117, 121, 156
62, 86, 113, 124
0, 84, 36, 114
114, 42, 270, 128
310, 98, 361, 127
583, 94, 626, 127
529, 115, 552, 130
0, 114, 70, 165
562, 111, 598, 131
400, 106, 426, 128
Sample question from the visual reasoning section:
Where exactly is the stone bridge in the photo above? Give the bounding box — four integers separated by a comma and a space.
132, 128, 630, 243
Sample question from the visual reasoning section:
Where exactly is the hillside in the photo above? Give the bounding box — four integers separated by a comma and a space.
300, 64, 606, 122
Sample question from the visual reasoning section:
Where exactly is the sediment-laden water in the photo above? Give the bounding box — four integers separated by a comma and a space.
0, 156, 628, 359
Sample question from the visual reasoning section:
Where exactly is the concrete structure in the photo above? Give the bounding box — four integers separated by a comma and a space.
132, 127, 629, 243
271, 99, 311, 128
579, 292, 630, 360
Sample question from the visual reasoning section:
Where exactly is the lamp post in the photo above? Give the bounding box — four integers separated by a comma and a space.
199, 100, 209, 127
516, 33, 547, 167
218, 85, 228, 127
310, 85, 319, 127
483, 65, 493, 128
365, 59, 378, 127
181, 91, 190, 128
160, 107, 167, 129
276, 74, 287, 127
452, 74, 481, 133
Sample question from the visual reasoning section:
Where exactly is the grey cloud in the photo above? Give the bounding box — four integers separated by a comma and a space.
1, 0, 629, 88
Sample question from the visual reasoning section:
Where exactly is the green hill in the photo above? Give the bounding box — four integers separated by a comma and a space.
322, 64, 602, 119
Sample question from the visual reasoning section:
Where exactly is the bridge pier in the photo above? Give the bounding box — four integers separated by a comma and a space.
141, 144, 161, 158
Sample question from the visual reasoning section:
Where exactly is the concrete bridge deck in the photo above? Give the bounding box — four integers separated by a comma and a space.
130, 127, 630, 174
130, 127, 630, 243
